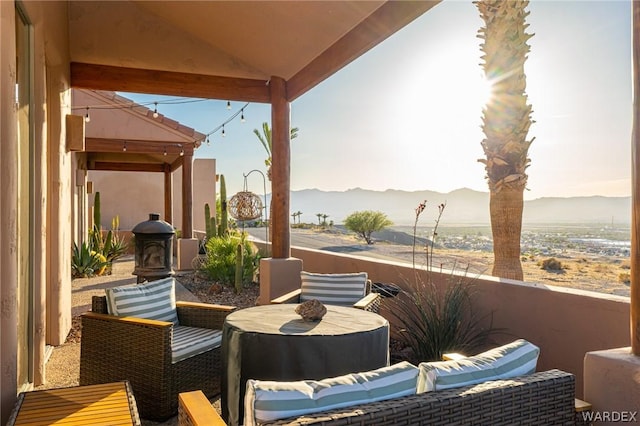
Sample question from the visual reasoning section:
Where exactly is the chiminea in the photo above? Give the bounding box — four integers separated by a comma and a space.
132, 213, 175, 283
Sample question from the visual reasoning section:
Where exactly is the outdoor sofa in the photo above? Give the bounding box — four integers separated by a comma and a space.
178, 339, 578, 425
179, 369, 576, 425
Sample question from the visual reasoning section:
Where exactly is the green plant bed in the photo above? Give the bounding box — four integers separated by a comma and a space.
201, 233, 260, 289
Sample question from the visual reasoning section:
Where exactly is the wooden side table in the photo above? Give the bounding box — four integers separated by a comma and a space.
7, 381, 141, 426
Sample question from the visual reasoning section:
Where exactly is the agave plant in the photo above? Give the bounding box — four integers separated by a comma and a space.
71, 242, 109, 279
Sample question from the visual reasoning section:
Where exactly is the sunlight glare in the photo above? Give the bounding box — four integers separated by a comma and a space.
475, 73, 495, 109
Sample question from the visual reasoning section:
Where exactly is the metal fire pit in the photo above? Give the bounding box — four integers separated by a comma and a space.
132, 213, 175, 283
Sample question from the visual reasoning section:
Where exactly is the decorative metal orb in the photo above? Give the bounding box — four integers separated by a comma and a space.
228, 191, 263, 221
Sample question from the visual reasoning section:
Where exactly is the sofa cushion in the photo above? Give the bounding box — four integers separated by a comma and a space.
300, 271, 368, 306
244, 361, 419, 425
417, 339, 540, 392
172, 325, 222, 363
105, 277, 179, 325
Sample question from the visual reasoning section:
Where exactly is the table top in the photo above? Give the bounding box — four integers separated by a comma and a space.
224, 303, 388, 336
8, 381, 140, 426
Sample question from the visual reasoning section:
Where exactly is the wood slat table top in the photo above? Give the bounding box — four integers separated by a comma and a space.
9, 382, 140, 426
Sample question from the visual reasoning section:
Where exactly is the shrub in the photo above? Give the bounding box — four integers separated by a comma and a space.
388, 201, 499, 363
540, 257, 563, 271
202, 233, 260, 287
344, 210, 392, 244
619, 272, 631, 284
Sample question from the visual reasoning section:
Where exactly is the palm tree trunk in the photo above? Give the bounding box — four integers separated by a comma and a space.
490, 186, 523, 280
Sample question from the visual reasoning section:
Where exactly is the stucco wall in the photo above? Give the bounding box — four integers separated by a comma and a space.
88, 158, 216, 233
279, 245, 631, 399
1, 0, 72, 422
1, 2, 19, 421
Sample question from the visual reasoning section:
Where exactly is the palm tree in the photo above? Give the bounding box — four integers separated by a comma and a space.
476, 0, 534, 280
316, 213, 323, 226
253, 122, 299, 180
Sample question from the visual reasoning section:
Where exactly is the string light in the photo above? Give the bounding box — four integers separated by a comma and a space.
179, 145, 184, 156
163, 146, 167, 156
73, 97, 252, 145
201, 102, 250, 142
123, 141, 127, 152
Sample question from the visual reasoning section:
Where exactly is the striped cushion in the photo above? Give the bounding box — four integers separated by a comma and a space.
172, 325, 222, 363
105, 277, 178, 325
244, 361, 419, 425
299, 271, 368, 306
417, 339, 540, 393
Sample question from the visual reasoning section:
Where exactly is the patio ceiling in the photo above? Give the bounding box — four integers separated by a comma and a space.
68, 0, 441, 102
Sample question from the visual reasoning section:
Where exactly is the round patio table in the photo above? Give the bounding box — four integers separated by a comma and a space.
221, 303, 390, 426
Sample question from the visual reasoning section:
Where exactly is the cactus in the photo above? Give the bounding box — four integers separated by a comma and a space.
93, 191, 101, 230
211, 216, 218, 238
218, 174, 228, 236
205, 203, 213, 239
234, 242, 243, 293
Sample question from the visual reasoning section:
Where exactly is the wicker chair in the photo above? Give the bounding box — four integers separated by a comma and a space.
271, 272, 382, 313
178, 370, 576, 426
80, 296, 235, 422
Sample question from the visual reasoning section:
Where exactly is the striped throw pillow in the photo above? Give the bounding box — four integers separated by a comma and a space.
172, 325, 222, 363
105, 277, 179, 325
299, 271, 368, 306
417, 339, 540, 393
244, 361, 419, 426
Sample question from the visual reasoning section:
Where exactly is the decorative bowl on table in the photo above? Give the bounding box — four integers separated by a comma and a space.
295, 299, 327, 322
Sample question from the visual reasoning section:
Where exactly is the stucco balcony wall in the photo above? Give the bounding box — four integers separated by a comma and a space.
251, 244, 631, 400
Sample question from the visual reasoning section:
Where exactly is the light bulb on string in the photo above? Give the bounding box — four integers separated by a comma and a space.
163, 146, 167, 156
84, 107, 91, 123
123, 141, 127, 152
241, 109, 245, 123
206, 137, 210, 146
222, 125, 226, 137
226, 101, 231, 110
179, 145, 184, 156
153, 102, 159, 118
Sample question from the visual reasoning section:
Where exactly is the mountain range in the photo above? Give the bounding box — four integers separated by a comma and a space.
286, 188, 631, 226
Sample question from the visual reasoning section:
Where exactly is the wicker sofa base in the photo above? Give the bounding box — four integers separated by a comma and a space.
263, 369, 576, 426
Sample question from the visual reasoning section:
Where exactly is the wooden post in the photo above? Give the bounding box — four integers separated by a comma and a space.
632, 0, 640, 355
164, 165, 172, 225
270, 77, 291, 258
182, 153, 193, 239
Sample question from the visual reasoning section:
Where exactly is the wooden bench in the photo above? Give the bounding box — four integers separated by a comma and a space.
7, 381, 141, 426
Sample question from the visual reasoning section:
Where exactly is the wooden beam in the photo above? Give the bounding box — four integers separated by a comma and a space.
270, 77, 290, 258
631, 0, 640, 355
287, 1, 440, 101
85, 138, 195, 156
71, 62, 271, 103
88, 162, 167, 172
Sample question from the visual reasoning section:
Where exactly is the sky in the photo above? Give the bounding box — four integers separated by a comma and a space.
121, 0, 632, 202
